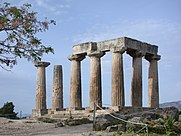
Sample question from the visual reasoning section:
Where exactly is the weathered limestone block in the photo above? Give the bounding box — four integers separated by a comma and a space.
72, 37, 158, 55
88, 51, 105, 109
69, 54, 85, 110
52, 65, 63, 111
128, 50, 144, 107
111, 47, 126, 108
34, 62, 50, 114
145, 55, 161, 108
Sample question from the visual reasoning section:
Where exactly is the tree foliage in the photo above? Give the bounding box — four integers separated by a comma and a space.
0, 2, 56, 70
0, 102, 17, 119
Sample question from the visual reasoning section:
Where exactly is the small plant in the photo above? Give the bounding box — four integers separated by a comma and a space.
164, 117, 175, 133
127, 127, 134, 133
113, 131, 122, 136
112, 119, 122, 125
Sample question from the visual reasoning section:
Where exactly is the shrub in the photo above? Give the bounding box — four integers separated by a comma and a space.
164, 117, 175, 133
0, 102, 18, 119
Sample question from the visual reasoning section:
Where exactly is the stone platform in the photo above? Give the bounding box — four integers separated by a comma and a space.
33, 106, 155, 119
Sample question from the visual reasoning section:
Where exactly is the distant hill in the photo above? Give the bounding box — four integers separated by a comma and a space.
160, 100, 181, 110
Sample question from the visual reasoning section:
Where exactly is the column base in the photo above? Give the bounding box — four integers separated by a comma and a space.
69, 107, 84, 111
110, 106, 124, 112
32, 109, 48, 117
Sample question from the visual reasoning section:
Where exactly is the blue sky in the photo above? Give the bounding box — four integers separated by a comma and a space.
0, 0, 181, 115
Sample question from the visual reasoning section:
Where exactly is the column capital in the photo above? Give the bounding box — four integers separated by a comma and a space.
87, 51, 105, 58
110, 46, 127, 54
34, 61, 50, 67
68, 54, 85, 61
127, 50, 145, 58
145, 54, 161, 62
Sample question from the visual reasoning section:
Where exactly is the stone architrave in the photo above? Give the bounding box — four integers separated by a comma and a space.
69, 54, 85, 110
88, 51, 105, 109
52, 65, 63, 111
34, 62, 50, 114
111, 47, 126, 109
145, 55, 160, 108
128, 51, 144, 107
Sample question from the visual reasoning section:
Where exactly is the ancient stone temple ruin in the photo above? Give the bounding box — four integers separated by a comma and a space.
32, 37, 161, 117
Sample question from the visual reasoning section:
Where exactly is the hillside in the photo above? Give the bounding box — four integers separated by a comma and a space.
160, 100, 181, 110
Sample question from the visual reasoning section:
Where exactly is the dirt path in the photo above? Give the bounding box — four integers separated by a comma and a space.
0, 117, 95, 136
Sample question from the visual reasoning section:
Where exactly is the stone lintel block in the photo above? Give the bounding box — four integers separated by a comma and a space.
124, 37, 158, 54
87, 51, 105, 58
127, 49, 145, 58
68, 54, 85, 61
145, 54, 161, 61
72, 42, 97, 54
110, 46, 127, 53
71, 37, 158, 55
34, 61, 50, 67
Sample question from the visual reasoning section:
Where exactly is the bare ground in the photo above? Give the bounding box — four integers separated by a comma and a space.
0, 117, 167, 136
0, 117, 115, 136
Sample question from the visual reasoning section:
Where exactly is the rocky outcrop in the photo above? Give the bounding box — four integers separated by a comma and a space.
93, 107, 181, 135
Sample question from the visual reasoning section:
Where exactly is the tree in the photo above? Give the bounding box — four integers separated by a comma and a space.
0, 2, 56, 70
0, 102, 18, 119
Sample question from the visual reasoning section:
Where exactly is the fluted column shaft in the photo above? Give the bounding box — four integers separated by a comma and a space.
128, 51, 143, 107
69, 55, 85, 110
146, 55, 160, 108
111, 48, 125, 107
35, 62, 50, 111
52, 65, 63, 111
88, 52, 105, 109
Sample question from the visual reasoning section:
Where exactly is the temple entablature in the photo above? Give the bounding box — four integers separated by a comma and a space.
72, 37, 158, 56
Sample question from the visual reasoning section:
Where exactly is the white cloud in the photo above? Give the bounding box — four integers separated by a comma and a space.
34, 0, 71, 15
72, 19, 181, 45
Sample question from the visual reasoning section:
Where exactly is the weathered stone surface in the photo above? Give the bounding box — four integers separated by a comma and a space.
128, 51, 144, 107
88, 51, 105, 109
72, 37, 158, 55
52, 65, 63, 111
111, 50, 125, 107
66, 118, 92, 126
69, 36, 161, 112
145, 55, 161, 108
106, 125, 118, 132
55, 122, 64, 128
69, 55, 85, 110
140, 112, 161, 121
34, 62, 50, 115
117, 123, 126, 132
160, 107, 179, 121
94, 114, 126, 131
126, 117, 143, 132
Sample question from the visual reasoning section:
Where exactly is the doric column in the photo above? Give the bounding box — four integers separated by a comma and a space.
52, 65, 63, 111
145, 55, 161, 108
88, 51, 105, 109
68, 54, 85, 110
128, 50, 144, 107
111, 47, 126, 109
34, 62, 50, 113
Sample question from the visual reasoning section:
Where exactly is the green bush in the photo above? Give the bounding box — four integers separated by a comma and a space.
0, 102, 18, 119
164, 117, 175, 133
